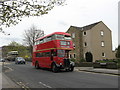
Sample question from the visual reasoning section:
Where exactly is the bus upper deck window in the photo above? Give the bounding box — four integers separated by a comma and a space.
55, 34, 64, 40
65, 35, 71, 40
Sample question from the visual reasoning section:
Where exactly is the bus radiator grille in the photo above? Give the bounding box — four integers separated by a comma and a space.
64, 59, 70, 67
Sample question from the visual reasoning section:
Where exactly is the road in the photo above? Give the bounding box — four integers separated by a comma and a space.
2, 61, 118, 88
0, 62, 2, 90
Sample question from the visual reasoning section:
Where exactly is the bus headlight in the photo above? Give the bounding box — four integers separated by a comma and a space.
60, 63, 62, 65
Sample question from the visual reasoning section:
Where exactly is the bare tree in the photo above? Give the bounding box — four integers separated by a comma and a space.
23, 25, 44, 54
0, 0, 65, 33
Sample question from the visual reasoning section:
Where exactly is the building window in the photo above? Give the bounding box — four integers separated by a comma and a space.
72, 33, 75, 38
73, 54, 76, 58
100, 30, 104, 36
101, 41, 105, 47
84, 42, 87, 47
83, 31, 87, 36
102, 52, 105, 57
73, 43, 75, 48
69, 54, 72, 58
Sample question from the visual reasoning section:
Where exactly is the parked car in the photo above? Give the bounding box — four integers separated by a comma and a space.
0, 58, 5, 62
15, 57, 26, 64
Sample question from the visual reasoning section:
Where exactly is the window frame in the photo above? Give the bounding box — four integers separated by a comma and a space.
101, 41, 105, 47
100, 30, 104, 36
72, 33, 75, 38
73, 54, 76, 58
84, 42, 87, 47
83, 31, 87, 36
102, 52, 105, 57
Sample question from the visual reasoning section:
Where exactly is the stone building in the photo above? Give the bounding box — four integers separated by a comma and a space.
66, 21, 115, 62
0, 47, 2, 59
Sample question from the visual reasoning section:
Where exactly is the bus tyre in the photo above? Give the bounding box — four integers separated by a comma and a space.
35, 62, 40, 69
69, 66, 74, 72
52, 64, 59, 73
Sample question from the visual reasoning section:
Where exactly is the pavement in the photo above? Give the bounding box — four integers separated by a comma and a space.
1, 61, 119, 89
0, 62, 21, 89
2, 73, 20, 88
75, 67, 119, 75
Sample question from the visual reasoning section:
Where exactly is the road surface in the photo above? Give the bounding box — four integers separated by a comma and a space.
2, 61, 118, 89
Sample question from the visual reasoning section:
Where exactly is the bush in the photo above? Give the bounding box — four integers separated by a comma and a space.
70, 58, 76, 62
75, 62, 80, 67
95, 59, 120, 69
75, 62, 93, 67
106, 62, 117, 69
117, 63, 120, 68
116, 59, 120, 68
93, 62, 118, 69
25, 57, 32, 62
93, 62, 102, 68
80, 58, 86, 62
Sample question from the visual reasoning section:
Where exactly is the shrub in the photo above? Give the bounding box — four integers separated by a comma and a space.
25, 57, 32, 62
80, 58, 86, 62
70, 58, 76, 62
106, 62, 117, 69
93, 62, 118, 69
117, 63, 120, 68
75, 62, 93, 67
93, 62, 102, 68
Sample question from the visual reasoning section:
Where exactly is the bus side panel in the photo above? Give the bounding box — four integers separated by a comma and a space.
42, 57, 51, 68
37, 41, 57, 51
38, 57, 44, 67
32, 52, 44, 67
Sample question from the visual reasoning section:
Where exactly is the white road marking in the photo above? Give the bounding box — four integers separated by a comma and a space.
16, 82, 29, 89
39, 82, 52, 88
4, 66, 13, 71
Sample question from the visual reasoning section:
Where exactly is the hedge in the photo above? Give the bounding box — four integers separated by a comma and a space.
75, 62, 93, 67
93, 62, 118, 69
75, 62, 118, 69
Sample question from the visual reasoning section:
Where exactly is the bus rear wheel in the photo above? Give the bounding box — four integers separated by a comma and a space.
35, 62, 40, 69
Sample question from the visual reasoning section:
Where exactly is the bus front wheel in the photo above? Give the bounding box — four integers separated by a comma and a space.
52, 64, 59, 73
69, 66, 74, 72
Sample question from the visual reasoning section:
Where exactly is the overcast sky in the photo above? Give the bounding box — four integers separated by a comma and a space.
0, 0, 119, 50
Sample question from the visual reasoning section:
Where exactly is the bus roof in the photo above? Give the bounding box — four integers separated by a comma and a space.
35, 32, 71, 41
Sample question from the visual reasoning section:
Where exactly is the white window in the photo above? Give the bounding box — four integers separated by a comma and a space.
100, 30, 104, 36
101, 41, 105, 47
102, 52, 105, 57
72, 33, 75, 38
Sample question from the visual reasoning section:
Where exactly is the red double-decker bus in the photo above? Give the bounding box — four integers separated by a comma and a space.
32, 32, 75, 72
